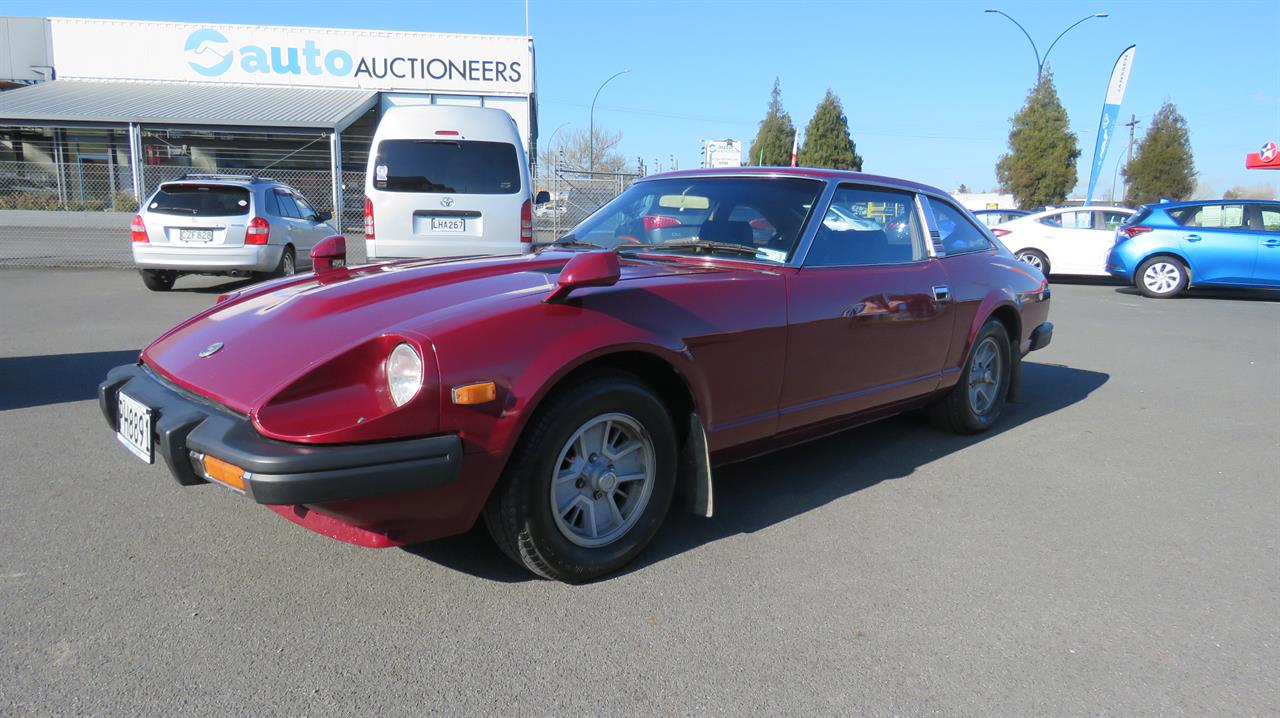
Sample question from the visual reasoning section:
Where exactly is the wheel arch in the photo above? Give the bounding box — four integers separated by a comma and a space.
1135, 251, 1193, 284
510, 347, 713, 517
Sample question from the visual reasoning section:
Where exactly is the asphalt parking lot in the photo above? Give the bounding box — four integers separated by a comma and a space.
1, 268, 1276, 716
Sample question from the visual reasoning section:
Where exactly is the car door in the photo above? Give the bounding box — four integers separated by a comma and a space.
1170, 203, 1257, 283
779, 184, 953, 432
272, 189, 304, 251
290, 193, 327, 255
1251, 203, 1280, 284
1042, 210, 1098, 273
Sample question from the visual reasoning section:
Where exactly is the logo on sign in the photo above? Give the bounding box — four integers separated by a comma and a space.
1262, 142, 1278, 163
185, 28, 233, 77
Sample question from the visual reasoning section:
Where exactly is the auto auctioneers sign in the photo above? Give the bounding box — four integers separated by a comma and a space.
48, 18, 534, 95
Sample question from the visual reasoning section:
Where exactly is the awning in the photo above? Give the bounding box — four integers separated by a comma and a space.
0, 79, 378, 132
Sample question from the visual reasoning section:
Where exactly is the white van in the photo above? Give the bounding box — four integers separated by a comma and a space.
364, 105, 542, 259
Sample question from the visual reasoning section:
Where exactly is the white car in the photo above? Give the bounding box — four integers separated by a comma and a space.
364, 105, 546, 260
992, 206, 1135, 276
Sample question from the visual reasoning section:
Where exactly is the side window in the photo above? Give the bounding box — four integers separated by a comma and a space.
275, 191, 301, 219
1037, 213, 1063, 227
1171, 204, 1247, 229
930, 199, 994, 256
1260, 205, 1280, 233
1060, 211, 1094, 230
1098, 211, 1129, 230
805, 185, 924, 267
293, 194, 316, 220
262, 190, 281, 216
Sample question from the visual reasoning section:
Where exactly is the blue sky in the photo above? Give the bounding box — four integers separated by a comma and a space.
14, 0, 1280, 197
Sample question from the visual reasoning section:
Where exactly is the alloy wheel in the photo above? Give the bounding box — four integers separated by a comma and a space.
967, 337, 1002, 415
550, 413, 655, 548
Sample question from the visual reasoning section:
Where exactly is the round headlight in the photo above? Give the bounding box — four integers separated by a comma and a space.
385, 342, 423, 407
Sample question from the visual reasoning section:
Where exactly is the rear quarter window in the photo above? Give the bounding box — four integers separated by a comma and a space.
148, 185, 250, 216
372, 139, 520, 195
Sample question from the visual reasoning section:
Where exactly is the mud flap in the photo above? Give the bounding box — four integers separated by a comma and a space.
677, 412, 713, 517
1007, 342, 1023, 402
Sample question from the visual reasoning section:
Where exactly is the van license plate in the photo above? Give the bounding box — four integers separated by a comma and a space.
431, 218, 465, 233
180, 229, 214, 242
116, 391, 154, 464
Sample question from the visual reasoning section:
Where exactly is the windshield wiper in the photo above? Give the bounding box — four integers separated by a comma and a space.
617, 239, 762, 258
552, 237, 605, 250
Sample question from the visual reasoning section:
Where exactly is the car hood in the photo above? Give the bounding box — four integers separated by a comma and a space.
142, 251, 725, 413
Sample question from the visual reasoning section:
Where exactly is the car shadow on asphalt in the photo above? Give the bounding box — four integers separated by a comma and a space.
0, 350, 140, 411
170, 277, 260, 294
1112, 285, 1280, 302
408, 361, 1109, 583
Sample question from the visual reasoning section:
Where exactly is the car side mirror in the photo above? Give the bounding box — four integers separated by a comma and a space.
315, 210, 332, 223
544, 250, 620, 303
311, 234, 346, 274
534, 190, 551, 205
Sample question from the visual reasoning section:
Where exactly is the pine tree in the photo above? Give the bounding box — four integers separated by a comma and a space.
1122, 101, 1197, 205
748, 78, 796, 166
797, 89, 863, 170
996, 70, 1080, 209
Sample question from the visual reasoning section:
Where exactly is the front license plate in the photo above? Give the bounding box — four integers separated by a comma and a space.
430, 218, 465, 233
180, 229, 214, 242
116, 391, 154, 464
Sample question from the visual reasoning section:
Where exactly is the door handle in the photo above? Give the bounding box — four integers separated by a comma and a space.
1184, 234, 1202, 242
932, 285, 951, 302
1263, 239, 1280, 248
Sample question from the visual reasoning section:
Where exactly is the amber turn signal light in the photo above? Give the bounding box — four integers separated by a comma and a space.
202, 454, 247, 492
452, 381, 497, 405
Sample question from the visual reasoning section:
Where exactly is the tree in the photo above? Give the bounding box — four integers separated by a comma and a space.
748, 78, 796, 166
1223, 183, 1276, 200
537, 127, 626, 175
797, 89, 863, 170
995, 70, 1080, 209
1122, 101, 1197, 205
957, 183, 971, 194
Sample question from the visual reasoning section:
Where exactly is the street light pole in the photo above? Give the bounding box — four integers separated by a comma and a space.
589, 69, 630, 173
985, 10, 1108, 85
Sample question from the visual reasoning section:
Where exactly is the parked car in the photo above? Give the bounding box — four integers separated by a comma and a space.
130, 175, 337, 291
364, 105, 547, 260
99, 168, 1053, 582
992, 205, 1135, 276
972, 208, 1030, 227
1108, 200, 1280, 297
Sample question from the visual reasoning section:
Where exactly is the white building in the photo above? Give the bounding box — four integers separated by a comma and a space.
0, 17, 537, 226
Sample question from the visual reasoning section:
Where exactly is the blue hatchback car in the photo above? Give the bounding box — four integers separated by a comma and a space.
1108, 200, 1280, 297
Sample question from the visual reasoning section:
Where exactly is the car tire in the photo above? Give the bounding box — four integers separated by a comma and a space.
1016, 249, 1050, 275
928, 318, 1012, 435
140, 269, 176, 292
483, 372, 678, 583
271, 246, 297, 278
1136, 256, 1187, 298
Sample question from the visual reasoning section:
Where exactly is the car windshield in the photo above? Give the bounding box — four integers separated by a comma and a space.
558, 176, 824, 263
148, 184, 250, 217
372, 139, 520, 194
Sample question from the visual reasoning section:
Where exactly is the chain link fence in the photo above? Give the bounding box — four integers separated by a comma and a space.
0, 160, 638, 269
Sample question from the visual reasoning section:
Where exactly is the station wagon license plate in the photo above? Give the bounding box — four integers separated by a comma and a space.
430, 218, 465, 233
180, 229, 214, 242
116, 391, 154, 464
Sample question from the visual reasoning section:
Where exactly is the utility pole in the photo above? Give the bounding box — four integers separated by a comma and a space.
1114, 113, 1140, 202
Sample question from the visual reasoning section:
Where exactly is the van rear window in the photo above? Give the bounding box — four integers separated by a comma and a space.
373, 140, 520, 195
149, 184, 250, 216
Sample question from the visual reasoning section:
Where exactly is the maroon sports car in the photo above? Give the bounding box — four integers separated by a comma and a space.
100, 168, 1052, 582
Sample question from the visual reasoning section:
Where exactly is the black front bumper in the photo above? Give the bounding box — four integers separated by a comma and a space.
98, 363, 463, 505
1029, 322, 1054, 352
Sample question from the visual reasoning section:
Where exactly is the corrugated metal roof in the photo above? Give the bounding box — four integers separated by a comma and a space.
0, 79, 377, 130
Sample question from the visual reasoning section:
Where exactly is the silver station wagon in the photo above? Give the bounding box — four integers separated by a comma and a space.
130, 175, 338, 291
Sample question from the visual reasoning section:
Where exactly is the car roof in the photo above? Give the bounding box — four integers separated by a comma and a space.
641, 167, 950, 197
1147, 198, 1276, 209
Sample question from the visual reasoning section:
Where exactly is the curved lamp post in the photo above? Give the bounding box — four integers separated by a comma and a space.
985, 10, 1108, 85
589, 69, 630, 173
